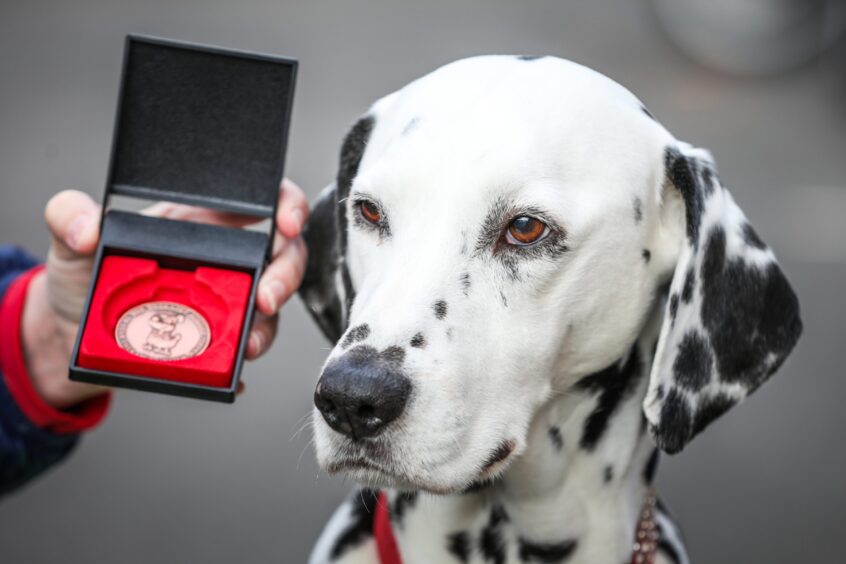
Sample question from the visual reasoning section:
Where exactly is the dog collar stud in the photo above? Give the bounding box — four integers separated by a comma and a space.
630, 488, 659, 564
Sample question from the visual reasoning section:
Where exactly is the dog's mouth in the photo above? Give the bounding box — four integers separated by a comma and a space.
324, 438, 404, 483
458, 439, 517, 493
480, 439, 517, 473
323, 437, 519, 495
325, 457, 392, 475
325, 454, 424, 491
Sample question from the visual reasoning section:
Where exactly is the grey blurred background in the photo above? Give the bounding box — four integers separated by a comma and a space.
1, 0, 844, 562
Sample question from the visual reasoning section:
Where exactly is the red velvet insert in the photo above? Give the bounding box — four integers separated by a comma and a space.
78, 255, 252, 388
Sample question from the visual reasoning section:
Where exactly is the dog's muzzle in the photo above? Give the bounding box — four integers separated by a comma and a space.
314, 349, 412, 440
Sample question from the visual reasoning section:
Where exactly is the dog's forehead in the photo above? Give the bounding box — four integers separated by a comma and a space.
353, 56, 667, 214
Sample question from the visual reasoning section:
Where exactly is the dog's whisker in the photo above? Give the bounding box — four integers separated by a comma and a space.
451, 435, 464, 459
290, 414, 314, 442
297, 437, 316, 472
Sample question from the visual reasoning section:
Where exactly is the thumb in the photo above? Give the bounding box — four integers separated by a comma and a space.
44, 190, 101, 260
44, 190, 102, 324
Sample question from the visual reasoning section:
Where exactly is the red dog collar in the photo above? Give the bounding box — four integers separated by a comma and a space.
374, 492, 402, 564
374, 489, 659, 564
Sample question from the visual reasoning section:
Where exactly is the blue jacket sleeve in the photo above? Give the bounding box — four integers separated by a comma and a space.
0, 246, 80, 497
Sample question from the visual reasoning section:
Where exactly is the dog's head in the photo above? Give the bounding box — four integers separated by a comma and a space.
300, 56, 801, 493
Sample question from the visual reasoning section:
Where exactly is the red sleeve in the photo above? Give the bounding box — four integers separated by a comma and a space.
0, 266, 111, 434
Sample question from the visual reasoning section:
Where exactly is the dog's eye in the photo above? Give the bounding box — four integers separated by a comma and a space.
506, 216, 548, 245
357, 200, 382, 225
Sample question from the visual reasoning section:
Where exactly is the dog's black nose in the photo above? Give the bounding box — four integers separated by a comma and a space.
314, 348, 412, 440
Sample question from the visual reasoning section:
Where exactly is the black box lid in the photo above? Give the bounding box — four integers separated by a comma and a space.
105, 35, 297, 218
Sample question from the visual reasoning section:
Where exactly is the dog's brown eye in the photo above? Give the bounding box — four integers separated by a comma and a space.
506, 216, 548, 245
359, 200, 382, 225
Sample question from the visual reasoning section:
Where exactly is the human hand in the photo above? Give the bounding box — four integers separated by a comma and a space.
21, 179, 308, 409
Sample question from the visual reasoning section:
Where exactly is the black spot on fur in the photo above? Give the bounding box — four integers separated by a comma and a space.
633, 197, 643, 223
643, 449, 660, 484
381, 345, 406, 366
668, 294, 679, 323
665, 147, 704, 247
336, 116, 376, 309
347, 344, 378, 359
337, 117, 375, 204
681, 267, 696, 304
329, 488, 378, 559
516, 54, 544, 61
673, 331, 712, 391
652, 388, 692, 454
391, 490, 418, 528
479, 505, 509, 564
434, 300, 448, 320
700, 226, 802, 390
482, 441, 515, 470
341, 324, 370, 348
692, 393, 736, 437
642, 249, 651, 263
700, 225, 726, 291
574, 348, 643, 451
655, 384, 665, 400
548, 426, 564, 450
603, 465, 614, 483
500, 291, 508, 308
460, 272, 472, 295
518, 537, 578, 562
741, 222, 767, 250
447, 530, 472, 562
700, 166, 717, 197
410, 332, 426, 348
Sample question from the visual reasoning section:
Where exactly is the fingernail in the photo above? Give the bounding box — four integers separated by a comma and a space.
263, 280, 286, 312
291, 208, 304, 233
249, 332, 262, 356
66, 214, 89, 250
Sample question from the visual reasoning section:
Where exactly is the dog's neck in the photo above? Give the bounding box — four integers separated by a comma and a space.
390, 339, 658, 564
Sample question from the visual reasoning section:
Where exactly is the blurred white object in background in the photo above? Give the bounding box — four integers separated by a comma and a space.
651, 0, 846, 75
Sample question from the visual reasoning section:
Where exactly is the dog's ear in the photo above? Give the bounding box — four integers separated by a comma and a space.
299, 182, 347, 342
643, 142, 802, 454
299, 115, 375, 342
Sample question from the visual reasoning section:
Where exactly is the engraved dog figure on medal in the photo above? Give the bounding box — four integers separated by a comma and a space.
142, 312, 185, 357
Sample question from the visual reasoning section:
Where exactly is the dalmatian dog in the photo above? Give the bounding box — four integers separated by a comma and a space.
299, 55, 802, 564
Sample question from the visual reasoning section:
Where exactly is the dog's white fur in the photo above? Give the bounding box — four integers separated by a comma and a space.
301, 56, 801, 564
